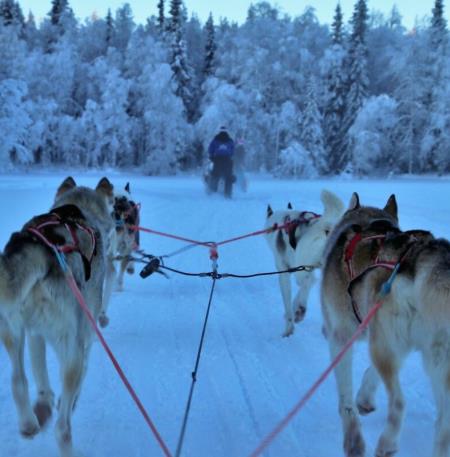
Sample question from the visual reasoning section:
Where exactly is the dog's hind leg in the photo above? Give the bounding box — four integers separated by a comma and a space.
100, 257, 116, 328
356, 365, 380, 415
293, 271, 315, 323
55, 341, 85, 457
370, 321, 407, 457
117, 257, 128, 291
422, 343, 450, 457
328, 328, 365, 457
29, 334, 55, 427
1, 322, 40, 438
276, 261, 294, 337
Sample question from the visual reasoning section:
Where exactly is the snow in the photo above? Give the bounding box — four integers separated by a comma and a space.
0, 172, 449, 457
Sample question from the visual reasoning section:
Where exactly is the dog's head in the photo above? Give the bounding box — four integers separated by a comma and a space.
344, 192, 399, 231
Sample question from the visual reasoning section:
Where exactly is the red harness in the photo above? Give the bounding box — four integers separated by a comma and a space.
344, 232, 397, 323
283, 211, 321, 234
28, 206, 97, 281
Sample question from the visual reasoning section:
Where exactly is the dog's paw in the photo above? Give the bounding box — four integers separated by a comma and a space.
294, 305, 306, 322
20, 417, 40, 439
98, 313, 109, 328
34, 401, 53, 427
357, 399, 376, 416
375, 436, 398, 457
282, 322, 295, 337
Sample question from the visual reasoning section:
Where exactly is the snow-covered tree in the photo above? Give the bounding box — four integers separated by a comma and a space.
300, 78, 326, 174
0, 24, 27, 79
276, 142, 317, 178
203, 13, 216, 78
105, 9, 114, 47
331, 2, 343, 44
340, 0, 369, 172
136, 63, 192, 173
350, 94, 398, 175
168, 0, 194, 120
0, 79, 32, 166
113, 3, 134, 52
81, 66, 131, 167
157, 0, 165, 33
322, 3, 347, 174
0, 0, 24, 28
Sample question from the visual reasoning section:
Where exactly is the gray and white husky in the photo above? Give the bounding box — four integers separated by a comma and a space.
0, 176, 114, 457
265, 190, 344, 337
100, 182, 140, 327
348, 226, 450, 457
321, 192, 400, 457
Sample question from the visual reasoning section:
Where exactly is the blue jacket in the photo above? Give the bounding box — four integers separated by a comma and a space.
208, 133, 235, 158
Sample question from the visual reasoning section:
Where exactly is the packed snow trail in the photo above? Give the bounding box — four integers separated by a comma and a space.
0, 172, 448, 457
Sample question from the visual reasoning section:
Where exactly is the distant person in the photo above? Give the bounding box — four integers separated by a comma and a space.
207, 126, 235, 198
234, 137, 248, 192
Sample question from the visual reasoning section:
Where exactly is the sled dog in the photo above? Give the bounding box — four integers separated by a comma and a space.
346, 226, 450, 457
265, 190, 344, 337
321, 192, 402, 457
100, 182, 140, 327
0, 176, 114, 457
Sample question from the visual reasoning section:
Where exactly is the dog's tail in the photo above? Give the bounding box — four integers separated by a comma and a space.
320, 189, 344, 221
0, 244, 49, 308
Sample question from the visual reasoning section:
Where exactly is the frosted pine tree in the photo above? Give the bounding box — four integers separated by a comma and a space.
301, 78, 326, 175
44, 0, 76, 51
169, 0, 194, 120
0, 0, 24, 27
105, 9, 114, 48
340, 0, 369, 172
323, 3, 347, 174
113, 4, 134, 53
203, 13, 216, 78
157, 0, 165, 33
420, 0, 450, 173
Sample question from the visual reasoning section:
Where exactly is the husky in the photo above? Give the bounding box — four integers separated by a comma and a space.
348, 228, 450, 457
320, 192, 401, 457
99, 183, 140, 328
0, 176, 114, 457
265, 190, 344, 337
112, 182, 140, 290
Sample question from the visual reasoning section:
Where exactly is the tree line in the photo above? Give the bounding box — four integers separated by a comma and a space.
0, 0, 449, 176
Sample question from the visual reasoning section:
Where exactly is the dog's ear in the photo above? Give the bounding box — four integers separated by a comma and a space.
287, 202, 293, 210
267, 205, 273, 218
348, 192, 360, 211
321, 189, 344, 218
96, 177, 114, 198
125, 182, 131, 194
383, 194, 397, 220
55, 176, 76, 199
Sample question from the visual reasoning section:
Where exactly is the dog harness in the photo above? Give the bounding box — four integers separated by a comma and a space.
113, 198, 141, 249
283, 212, 321, 234
282, 211, 321, 250
344, 230, 398, 323
27, 204, 97, 281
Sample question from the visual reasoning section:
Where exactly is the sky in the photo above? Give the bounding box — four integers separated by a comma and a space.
18, 0, 447, 28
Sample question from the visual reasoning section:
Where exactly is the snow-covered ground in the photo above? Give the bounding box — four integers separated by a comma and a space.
0, 172, 449, 457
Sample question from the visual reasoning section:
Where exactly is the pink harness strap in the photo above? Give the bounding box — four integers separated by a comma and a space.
28, 211, 96, 280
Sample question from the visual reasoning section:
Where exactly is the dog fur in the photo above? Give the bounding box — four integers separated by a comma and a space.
320, 192, 400, 457
348, 228, 450, 457
265, 189, 344, 337
0, 176, 114, 457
